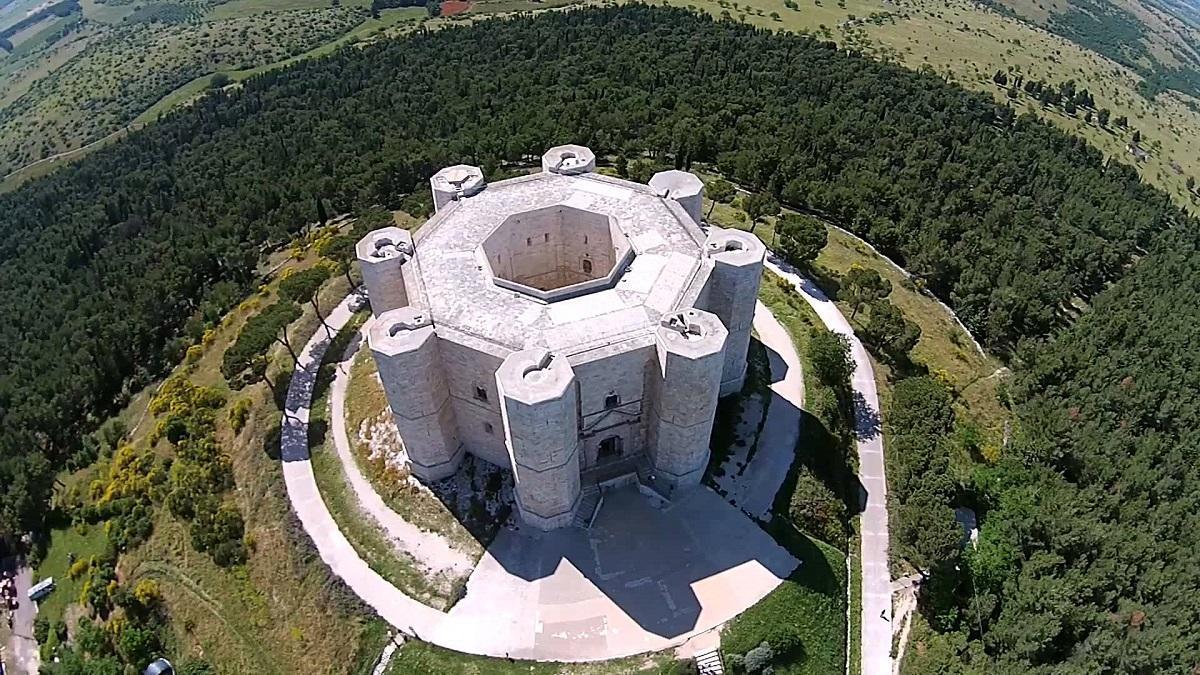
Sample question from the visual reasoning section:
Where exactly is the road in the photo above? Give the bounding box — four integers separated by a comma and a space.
2, 558, 39, 675
765, 258, 893, 675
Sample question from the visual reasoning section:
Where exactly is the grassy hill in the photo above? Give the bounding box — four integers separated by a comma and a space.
662, 0, 1200, 209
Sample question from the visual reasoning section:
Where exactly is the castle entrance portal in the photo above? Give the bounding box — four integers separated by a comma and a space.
598, 435, 624, 463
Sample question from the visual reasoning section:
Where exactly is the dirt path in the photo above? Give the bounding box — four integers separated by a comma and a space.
328, 324, 474, 578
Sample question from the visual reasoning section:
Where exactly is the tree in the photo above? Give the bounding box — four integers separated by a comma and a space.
1131, 129, 1141, 144
627, 159, 657, 183
840, 265, 891, 318
776, 214, 827, 265
861, 299, 921, 360
315, 195, 329, 226
614, 155, 629, 178
314, 234, 358, 288
742, 192, 779, 228
1115, 114, 1128, 127
279, 266, 333, 336
789, 468, 847, 545
115, 624, 160, 666
992, 70, 1007, 86
208, 73, 231, 89
706, 178, 736, 217
1097, 108, 1110, 127
1188, 176, 1195, 193
807, 327, 854, 389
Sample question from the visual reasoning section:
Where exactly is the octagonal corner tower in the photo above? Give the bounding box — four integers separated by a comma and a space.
649, 170, 705, 226
356, 227, 414, 317
648, 308, 727, 491
497, 349, 582, 529
368, 306, 464, 480
541, 144, 596, 175
704, 226, 767, 396
431, 164, 486, 213
358, 145, 766, 530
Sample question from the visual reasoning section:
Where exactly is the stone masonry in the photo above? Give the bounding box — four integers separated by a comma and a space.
360, 145, 765, 530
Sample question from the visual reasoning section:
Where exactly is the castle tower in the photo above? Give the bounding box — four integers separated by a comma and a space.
368, 307, 463, 480
649, 170, 705, 226
356, 227, 413, 317
541, 144, 596, 175
648, 309, 727, 492
431, 164, 486, 213
496, 349, 582, 530
703, 227, 766, 396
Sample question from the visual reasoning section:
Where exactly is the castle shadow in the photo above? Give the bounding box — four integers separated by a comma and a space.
472, 485, 799, 646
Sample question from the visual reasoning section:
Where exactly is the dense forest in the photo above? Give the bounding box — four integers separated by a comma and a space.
0, 5, 1198, 670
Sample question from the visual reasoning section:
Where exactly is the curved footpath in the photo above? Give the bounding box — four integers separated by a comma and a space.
278, 294, 452, 642
765, 258, 893, 675
329, 326, 474, 578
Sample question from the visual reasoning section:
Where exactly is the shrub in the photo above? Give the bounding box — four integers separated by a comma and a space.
185, 344, 204, 364
228, 398, 252, 433
68, 557, 91, 580
743, 641, 776, 672
788, 469, 847, 546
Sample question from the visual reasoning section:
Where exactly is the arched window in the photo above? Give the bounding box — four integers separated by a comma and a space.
582, 259, 593, 274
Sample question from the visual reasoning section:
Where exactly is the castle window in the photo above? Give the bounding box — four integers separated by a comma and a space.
604, 392, 620, 409
584, 235, 589, 245
544, 233, 550, 242
582, 259, 593, 274
483, 422, 494, 435
474, 385, 488, 402
526, 237, 532, 247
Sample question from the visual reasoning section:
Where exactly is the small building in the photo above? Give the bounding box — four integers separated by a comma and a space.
27, 577, 54, 602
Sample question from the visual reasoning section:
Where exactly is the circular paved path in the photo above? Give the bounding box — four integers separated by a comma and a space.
279, 291, 799, 661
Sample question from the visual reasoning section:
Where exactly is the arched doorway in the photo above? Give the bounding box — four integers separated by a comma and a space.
598, 435, 623, 462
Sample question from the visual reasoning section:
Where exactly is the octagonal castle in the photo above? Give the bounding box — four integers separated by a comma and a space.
357, 145, 765, 530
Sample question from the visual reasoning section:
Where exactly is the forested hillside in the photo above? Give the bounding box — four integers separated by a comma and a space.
0, 6, 1197, 670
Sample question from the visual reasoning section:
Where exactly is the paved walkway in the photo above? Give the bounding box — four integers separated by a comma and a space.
329, 327, 474, 578
764, 258, 893, 675
280, 292, 796, 661
723, 301, 806, 519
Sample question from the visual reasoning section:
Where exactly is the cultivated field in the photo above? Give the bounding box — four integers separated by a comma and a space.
0, 4, 363, 175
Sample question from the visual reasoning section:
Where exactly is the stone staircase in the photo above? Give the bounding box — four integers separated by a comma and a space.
694, 648, 725, 675
573, 485, 601, 529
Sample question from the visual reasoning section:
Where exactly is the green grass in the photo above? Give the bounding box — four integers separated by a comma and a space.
847, 522, 862, 675
386, 641, 688, 674
722, 526, 847, 675
708, 185, 1010, 446
30, 252, 383, 673
31, 521, 108, 625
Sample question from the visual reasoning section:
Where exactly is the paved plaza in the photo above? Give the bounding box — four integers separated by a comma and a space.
438, 486, 798, 660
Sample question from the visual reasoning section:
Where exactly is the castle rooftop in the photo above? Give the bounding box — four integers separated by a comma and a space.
410, 170, 711, 362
